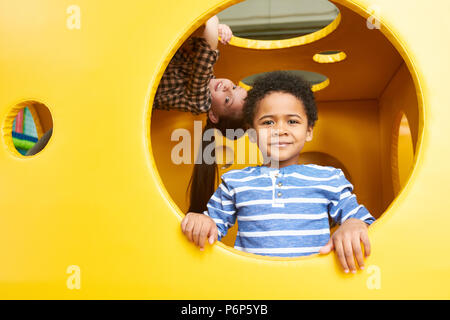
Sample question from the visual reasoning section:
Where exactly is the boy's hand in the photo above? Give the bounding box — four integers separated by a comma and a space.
218, 24, 233, 44
319, 218, 371, 274
181, 212, 218, 251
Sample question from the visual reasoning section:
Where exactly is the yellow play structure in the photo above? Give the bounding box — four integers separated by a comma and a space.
0, 0, 449, 299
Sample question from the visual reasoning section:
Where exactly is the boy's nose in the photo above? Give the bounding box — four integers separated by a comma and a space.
272, 127, 288, 136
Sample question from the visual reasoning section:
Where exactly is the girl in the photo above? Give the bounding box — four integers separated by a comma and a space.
152, 15, 247, 213
181, 71, 375, 274
153, 16, 246, 121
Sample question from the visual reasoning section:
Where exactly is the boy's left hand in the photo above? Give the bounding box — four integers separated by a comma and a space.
319, 218, 371, 274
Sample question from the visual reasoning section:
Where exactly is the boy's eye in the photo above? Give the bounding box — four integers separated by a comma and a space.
262, 120, 274, 125
288, 119, 299, 124
232, 85, 237, 90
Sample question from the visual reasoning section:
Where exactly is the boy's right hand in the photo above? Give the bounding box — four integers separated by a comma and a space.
181, 212, 218, 251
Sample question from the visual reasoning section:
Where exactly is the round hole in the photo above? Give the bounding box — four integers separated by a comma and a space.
150, 0, 423, 260
240, 70, 330, 92
391, 112, 414, 195
313, 50, 347, 63
3, 100, 53, 157
217, 0, 341, 49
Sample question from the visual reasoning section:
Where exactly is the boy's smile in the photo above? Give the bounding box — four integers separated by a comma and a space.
252, 91, 313, 168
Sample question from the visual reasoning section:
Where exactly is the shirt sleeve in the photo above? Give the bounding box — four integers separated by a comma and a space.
185, 37, 219, 114
153, 37, 219, 115
204, 179, 237, 241
328, 169, 375, 226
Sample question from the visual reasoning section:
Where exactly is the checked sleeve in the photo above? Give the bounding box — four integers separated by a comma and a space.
153, 37, 219, 114
185, 37, 219, 114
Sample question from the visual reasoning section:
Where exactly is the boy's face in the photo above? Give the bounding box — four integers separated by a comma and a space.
251, 91, 313, 168
208, 78, 247, 122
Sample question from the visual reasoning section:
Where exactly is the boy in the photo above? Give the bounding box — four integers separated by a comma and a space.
181, 71, 375, 274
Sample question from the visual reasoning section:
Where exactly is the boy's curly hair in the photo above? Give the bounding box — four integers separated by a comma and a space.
243, 71, 318, 128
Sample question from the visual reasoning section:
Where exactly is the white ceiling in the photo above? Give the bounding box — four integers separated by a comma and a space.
217, 0, 339, 39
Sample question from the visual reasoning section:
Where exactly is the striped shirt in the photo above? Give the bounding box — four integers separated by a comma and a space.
204, 164, 375, 257
153, 37, 219, 114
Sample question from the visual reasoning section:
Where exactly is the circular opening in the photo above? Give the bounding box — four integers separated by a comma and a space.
240, 70, 330, 93
391, 112, 414, 195
3, 101, 53, 157
149, 0, 423, 260
313, 50, 347, 63
218, 0, 339, 40
318, 50, 342, 55
217, 0, 341, 49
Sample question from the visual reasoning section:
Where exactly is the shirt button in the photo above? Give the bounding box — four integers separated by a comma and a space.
278, 182, 283, 187
277, 192, 282, 197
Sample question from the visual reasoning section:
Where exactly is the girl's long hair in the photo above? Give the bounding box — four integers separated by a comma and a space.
187, 116, 245, 213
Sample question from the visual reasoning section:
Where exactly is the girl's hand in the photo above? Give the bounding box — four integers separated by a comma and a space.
319, 218, 371, 274
201, 16, 219, 50
181, 212, 218, 251
218, 23, 233, 44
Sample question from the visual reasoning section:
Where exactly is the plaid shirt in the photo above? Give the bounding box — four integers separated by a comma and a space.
153, 37, 219, 114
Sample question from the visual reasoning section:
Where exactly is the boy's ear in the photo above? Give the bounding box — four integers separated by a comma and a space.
306, 126, 313, 142
207, 109, 219, 124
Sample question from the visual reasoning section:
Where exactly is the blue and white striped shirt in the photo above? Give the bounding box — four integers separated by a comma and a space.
204, 164, 375, 257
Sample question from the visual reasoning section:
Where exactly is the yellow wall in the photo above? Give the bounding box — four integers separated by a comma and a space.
151, 110, 205, 213
2, 0, 450, 299
378, 63, 419, 210
312, 100, 383, 217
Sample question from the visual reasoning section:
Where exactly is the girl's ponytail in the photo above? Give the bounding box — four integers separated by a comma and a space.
187, 118, 218, 213
187, 116, 245, 213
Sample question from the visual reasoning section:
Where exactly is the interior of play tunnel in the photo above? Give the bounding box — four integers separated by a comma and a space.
150, 0, 420, 248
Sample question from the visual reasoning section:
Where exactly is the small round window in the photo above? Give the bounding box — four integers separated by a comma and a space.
4, 101, 53, 157
217, 0, 339, 41
392, 112, 414, 195
313, 50, 347, 63
240, 70, 329, 92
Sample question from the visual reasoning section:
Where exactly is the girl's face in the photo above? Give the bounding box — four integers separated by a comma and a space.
208, 78, 247, 121
252, 91, 313, 168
